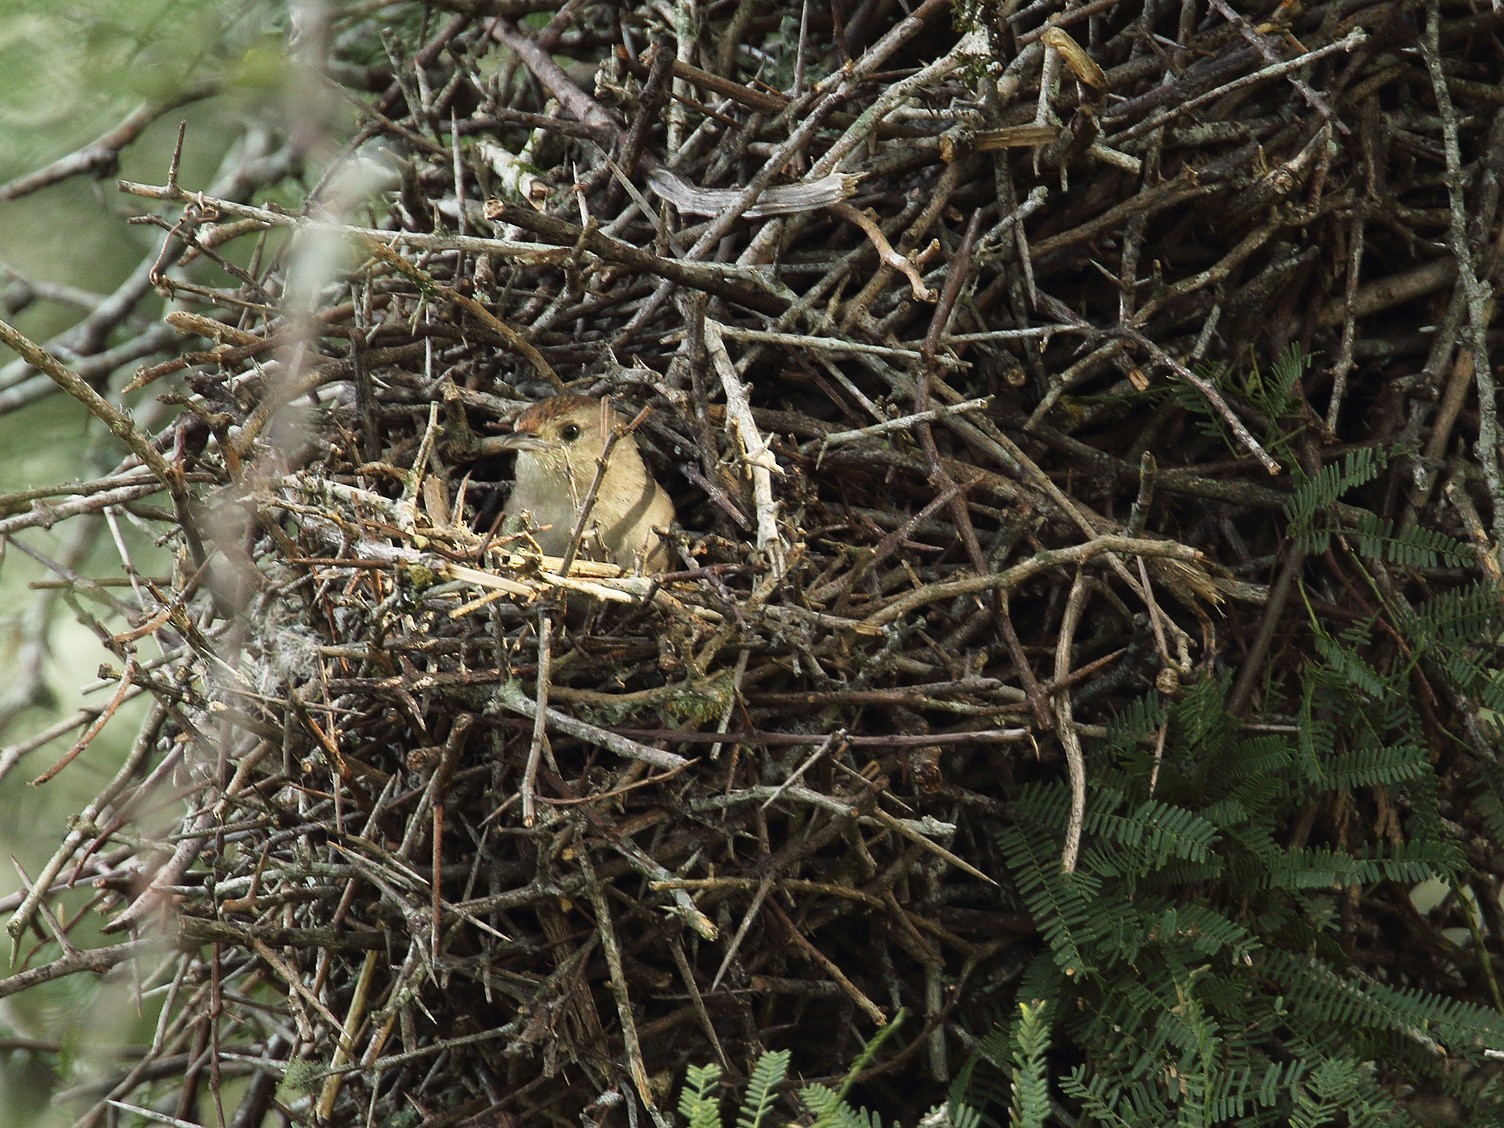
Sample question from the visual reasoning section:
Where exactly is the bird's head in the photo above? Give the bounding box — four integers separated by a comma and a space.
497, 393, 615, 482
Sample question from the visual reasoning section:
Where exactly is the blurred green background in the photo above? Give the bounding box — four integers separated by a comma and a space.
0, 2, 290, 1121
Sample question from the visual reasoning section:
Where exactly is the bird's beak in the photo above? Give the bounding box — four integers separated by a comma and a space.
491, 431, 549, 453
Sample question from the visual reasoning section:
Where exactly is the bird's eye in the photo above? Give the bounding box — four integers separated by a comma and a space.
560, 424, 582, 442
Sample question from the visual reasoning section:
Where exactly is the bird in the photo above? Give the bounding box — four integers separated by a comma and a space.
496, 394, 676, 572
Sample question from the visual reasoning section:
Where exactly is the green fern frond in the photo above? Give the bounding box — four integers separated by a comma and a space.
806, 1012, 906, 1128
1269, 951, 1504, 1053
944, 1102, 985, 1128
949, 1043, 1012, 1128
1198, 1058, 1311, 1123
1318, 741, 1429, 789
1087, 798, 1220, 866
1469, 1071, 1504, 1128
736, 1048, 790, 1128
1477, 784, 1504, 847
1145, 904, 1260, 962
1171, 673, 1239, 750
1106, 691, 1167, 750
977, 479, 1499, 1128
1476, 667, 1504, 715
1287, 1054, 1420, 1128
1289, 446, 1385, 518
1266, 342, 1309, 405
802, 1083, 880, 1128
1175, 346, 1308, 459
1295, 675, 1337, 784
1060, 1065, 1174, 1127
1377, 836, 1466, 883
679, 1063, 725, 1128
1254, 1059, 1314, 1109
1346, 513, 1472, 567
1000, 817, 1107, 978
1404, 581, 1500, 649
1286, 447, 1386, 547
1259, 840, 1460, 891
1310, 634, 1386, 699
1006, 1001, 1051, 1128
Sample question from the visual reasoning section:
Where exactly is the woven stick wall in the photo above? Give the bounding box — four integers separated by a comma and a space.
4, 1, 1504, 1125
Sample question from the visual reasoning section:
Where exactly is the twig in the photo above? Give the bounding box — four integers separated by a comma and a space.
829, 201, 937, 303
703, 318, 786, 575
1205, 0, 1345, 132
767, 899, 886, 1024
522, 612, 553, 827
5, 701, 169, 949
1109, 29, 1368, 143
1121, 327, 1281, 475
361, 237, 564, 389
1420, 0, 1503, 548
809, 398, 992, 458
1054, 571, 1091, 873
577, 849, 656, 1109
0, 89, 210, 201
495, 681, 690, 770
0, 938, 155, 1001
863, 535, 1201, 630
0, 319, 180, 491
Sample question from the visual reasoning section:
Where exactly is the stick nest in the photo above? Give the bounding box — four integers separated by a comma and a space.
8, 2, 1504, 1125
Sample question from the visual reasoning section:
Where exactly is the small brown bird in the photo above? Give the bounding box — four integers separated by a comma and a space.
497, 394, 676, 572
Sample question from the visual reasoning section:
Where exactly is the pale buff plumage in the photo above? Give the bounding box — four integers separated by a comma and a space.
498, 395, 676, 572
